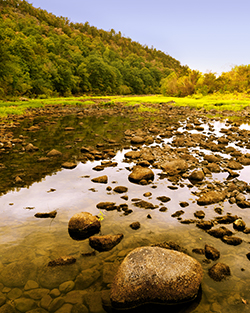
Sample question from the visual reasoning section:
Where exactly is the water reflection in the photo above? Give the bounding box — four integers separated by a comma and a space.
0, 113, 250, 312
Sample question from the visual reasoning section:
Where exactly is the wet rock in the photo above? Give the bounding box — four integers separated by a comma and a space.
192, 248, 205, 255
188, 170, 205, 182
113, 186, 128, 194
208, 263, 231, 281
133, 200, 155, 210
48, 256, 76, 267
34, 210, 57, 218
129, 222, 141, 230
222, 235, 242, 246
144, 192, 152, 197
124, 151, 141, 159
91, 175, 108, 184
215, 214, 238, 224
196, 221, 214, 230
0, 304, 15, 313
156, 196, 171, 203
180, 201, 189, 208
197, 191, 226, 205
206, 163, 221, 173
205, 244, 220, 261
233, 219, 246, 231
14, 298, 37, 312
237, 156, 250, 166
236, 199, 250, 208
96, 202, 117, 211
62, 162, 77, 169
46, 149, 62, 157
25, 143, 39, 152
131, 136, 145, 144
110, 246, 203, 309
89, 234, 124, 252
128, 165, 154, 184
171, 210, 184, 218
0, 261, 37, 288
161, 159, 188, 176
227, 160, 243, 170
204, 154, 220, 163
207, 226, 233, 238
194, 210, 205, 219
68, 212, 101, 240
39, 264, 79, 289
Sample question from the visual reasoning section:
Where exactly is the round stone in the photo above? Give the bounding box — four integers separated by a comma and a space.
68, 212, 101, 240
110, 246, 203, 309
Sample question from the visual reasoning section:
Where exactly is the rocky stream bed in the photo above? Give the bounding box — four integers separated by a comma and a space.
0, 101, 250, 312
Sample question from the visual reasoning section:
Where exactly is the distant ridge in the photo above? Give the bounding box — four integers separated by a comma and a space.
0, 0, 189, 98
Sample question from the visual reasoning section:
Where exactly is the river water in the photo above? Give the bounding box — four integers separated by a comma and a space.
0, 111, 250, 313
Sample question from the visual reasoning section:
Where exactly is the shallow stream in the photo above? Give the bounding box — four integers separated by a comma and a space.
0, 109, 250, 313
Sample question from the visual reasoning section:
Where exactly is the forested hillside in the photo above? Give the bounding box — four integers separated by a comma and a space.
0, 0, 188, 99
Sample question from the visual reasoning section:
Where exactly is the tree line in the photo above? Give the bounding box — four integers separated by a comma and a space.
161, 65, 250, 97
0, 0, 188, 99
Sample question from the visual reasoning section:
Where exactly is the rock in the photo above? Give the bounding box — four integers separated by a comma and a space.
91, 175, 108, 184
233, 219, 246, 231
59, 281, 75, 293
0, 304, 15, 313
227, 160, 243, 170
0, 261, 37, 288
207, 227, 233, 238
25, 143, 39, 152
62, 162, 77, 169
180, 201, 189, 208
196, 221, 213, 230
205, 244, 220, 261
38, 264, 79, 289
131, 136, 145, 144
34, 210, 57, 218
96, 202, 117, 211
89, 234, 124, 252
215, 214, 238, 224
204, 155, 220, 163
75, 269, 100, 290
194, 210, 205, 219
129, 222, 141, 230
124, 151, 141, 159
188, 170, 205, 182
14, 298, 37, 312
171, 210, 184, 218
46, 149, 62, 157
206, 163, 221, 173
208, 263, 231, 281
133, 200, 155, 210
68, 212, 101, 240
161, 159, 188, 176
222, 235, 242, 246
113, 186, 128, 194
110, 246, 203, 309
197, 191, 226, 205
156, 196, 171, 203
48, 256, 76, 267
128, 165, 154, 184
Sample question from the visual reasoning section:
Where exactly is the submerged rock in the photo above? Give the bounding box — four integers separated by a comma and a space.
48, 256, 76, 267
208, 263, 231, 281
205, 244, 220, 261
89, 234, 124, 252
110, 246, 203, 309
68, 212, 101, 240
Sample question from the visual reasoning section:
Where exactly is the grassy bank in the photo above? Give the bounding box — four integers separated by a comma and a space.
0, 93, 250, 120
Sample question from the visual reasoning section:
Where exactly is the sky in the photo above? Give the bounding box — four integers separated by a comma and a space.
28, 0, 250, 75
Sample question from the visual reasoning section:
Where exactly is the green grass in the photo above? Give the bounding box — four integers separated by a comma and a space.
0, 93, 249, 120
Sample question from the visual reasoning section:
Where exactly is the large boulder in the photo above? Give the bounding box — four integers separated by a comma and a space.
128, 165, 154, 184
110, 246, 203, 309
68, 212, 101, 240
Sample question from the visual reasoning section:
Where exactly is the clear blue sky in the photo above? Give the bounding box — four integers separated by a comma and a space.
28, 0, 250, 75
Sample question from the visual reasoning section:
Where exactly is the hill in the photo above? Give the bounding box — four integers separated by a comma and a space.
0, 0, 188, 99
